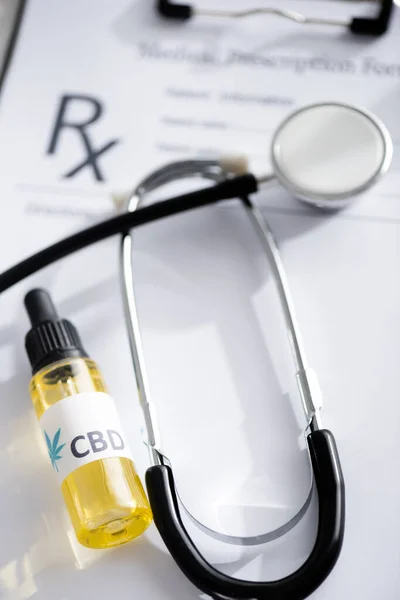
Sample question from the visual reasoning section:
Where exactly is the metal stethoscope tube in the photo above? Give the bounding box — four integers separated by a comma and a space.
120, 159, 323, 465
119, 158, 344, 600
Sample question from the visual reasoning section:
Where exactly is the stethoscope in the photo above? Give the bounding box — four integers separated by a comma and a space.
0, 101, 393, 599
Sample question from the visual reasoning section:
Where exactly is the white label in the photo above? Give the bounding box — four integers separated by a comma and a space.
39, 392, 133, 484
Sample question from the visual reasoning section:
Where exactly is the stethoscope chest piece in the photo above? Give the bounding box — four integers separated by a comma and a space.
271, 102, 393, 209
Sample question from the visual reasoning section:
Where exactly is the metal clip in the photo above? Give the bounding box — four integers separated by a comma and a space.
157, 0, 394, 36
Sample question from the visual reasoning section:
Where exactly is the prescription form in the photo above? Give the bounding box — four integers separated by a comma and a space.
0, 1, 399, 599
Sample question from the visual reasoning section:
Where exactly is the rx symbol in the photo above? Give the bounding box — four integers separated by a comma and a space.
46, 93, 119, 182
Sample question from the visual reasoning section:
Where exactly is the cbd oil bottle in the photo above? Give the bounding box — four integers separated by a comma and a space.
24, 288, 152, 549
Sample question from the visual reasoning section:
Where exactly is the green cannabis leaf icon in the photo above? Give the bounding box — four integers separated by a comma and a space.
44, 428, 65, 472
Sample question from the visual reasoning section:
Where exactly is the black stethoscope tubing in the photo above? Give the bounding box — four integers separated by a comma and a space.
0, 173, 258, 294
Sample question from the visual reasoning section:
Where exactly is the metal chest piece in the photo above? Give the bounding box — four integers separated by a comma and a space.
271, 102, 393, 210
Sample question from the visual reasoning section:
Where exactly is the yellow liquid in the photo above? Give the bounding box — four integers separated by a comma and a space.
30, 357, 152, 549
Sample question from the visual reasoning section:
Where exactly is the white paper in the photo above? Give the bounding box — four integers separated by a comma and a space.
0, 1, 399, 599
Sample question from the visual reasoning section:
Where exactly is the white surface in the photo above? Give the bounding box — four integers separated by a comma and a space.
0, 1, 398, 599
272, 103, 389, 198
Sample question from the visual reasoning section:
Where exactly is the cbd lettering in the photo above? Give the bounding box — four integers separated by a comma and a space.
71, 429, 125, 458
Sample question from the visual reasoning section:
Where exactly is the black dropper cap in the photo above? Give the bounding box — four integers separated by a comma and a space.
24, 288, 87, 374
